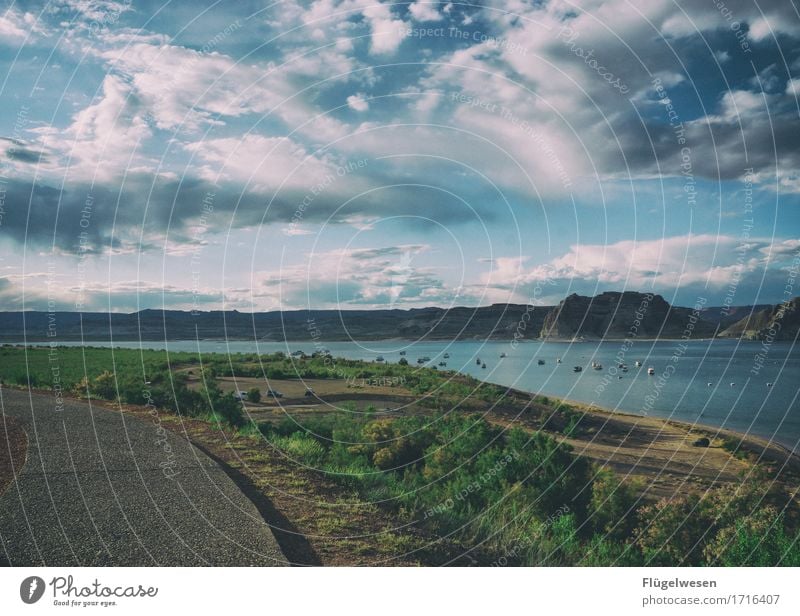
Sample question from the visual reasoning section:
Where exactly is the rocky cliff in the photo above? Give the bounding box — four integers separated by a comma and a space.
719, 297, 800, 340
540, 291, 716, 340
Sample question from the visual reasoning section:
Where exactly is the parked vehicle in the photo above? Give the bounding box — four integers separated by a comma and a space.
266, 389, 283, 398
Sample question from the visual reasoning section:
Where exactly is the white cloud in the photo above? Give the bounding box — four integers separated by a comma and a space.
748, 14, 800, 42
51, 73, 153, 181
254, 244, 457, 308
409, 2, 443, 22
362, 1, 407, 55
183, 134, 336, 189
0, 8, 46, 42
482, 235, 778, 302
346, 93, 369, 111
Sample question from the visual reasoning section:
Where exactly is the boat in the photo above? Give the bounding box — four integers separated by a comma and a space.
443, 353, 450, 359
500, 352, 507, 358
438, 361, 447, 367
399, 350, 406, 356
635, 361, 642, 367
476, 357, 481, 365
647, 367, 655, 375
593, 363, 602, 370
556, 358, 562, 364
537, 359, 545, 365
573, 366, 582, 372
481, 363, 487, 369
375, 356, 385, 362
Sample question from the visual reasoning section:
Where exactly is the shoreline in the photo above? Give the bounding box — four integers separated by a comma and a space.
6, 342, 798, 477
528, 389, 800, 471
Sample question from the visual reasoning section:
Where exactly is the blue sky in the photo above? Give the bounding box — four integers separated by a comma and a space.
1, 0, 799, 312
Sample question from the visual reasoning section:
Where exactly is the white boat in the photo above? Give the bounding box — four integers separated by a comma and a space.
635, 361, 642, 367
647, 367, 655, 375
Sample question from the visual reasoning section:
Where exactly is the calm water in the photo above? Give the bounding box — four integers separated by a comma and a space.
27, 338, 800, 449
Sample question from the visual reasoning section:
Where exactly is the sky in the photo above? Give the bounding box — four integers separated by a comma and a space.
0, 0, 799, 313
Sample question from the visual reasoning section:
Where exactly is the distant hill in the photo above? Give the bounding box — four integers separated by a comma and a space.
540, 292, 717, 340
0, 293, 788, 342
718, 298, 800, 341
696, 304, 773, 330
0, 304, 550, 342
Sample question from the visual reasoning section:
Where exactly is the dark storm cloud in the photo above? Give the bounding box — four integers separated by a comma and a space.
0, 170, 499, 254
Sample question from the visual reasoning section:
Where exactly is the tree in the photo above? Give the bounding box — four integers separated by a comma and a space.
246, 387, 261, 403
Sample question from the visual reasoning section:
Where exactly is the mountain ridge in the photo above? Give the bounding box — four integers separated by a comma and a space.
0, 294, 794, 342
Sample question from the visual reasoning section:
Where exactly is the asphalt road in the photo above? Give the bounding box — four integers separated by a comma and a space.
0, 388, 286, 566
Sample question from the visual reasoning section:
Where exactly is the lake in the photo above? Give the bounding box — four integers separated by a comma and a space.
24, 338, 800, 449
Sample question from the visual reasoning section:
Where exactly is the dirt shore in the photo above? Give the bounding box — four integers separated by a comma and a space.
209, 374, 800, 501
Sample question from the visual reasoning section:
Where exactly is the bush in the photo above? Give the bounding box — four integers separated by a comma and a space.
246, 387, 261, 403
589, 469, 640, 541
704, 507, 800, 566
93, 370, 118, 400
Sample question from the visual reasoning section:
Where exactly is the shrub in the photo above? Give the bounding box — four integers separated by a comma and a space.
246, 387, 261, 403
92, 370, 118, 400
636, 494, 706, 565
589, 469, 640, 541
704, 506, 800, 566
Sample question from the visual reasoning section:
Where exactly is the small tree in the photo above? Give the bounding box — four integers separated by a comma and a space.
246, 387, 261, 403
